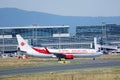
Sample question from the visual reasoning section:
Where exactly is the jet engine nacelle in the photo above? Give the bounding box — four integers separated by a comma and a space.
65, 54, 74, 59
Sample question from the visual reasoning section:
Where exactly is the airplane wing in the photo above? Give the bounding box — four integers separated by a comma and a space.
44, 47, 74, 60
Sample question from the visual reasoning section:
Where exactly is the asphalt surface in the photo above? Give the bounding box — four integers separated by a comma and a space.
0, 60, 120, 76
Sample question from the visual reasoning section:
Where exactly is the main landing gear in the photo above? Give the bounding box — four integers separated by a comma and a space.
58, 57, 61, 61
93, 58, 96, 60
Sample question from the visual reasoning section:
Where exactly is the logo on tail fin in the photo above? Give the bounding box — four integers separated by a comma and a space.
21, 42, 25, 46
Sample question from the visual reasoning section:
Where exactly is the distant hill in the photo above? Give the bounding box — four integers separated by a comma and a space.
0, 8, 120, 33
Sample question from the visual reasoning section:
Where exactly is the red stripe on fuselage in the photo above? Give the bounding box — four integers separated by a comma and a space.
32, 47, 50, 54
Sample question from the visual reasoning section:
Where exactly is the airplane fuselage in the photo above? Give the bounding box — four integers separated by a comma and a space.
16, 34, 102, 60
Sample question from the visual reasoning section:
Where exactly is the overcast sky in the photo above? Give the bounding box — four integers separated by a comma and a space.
0, 0, 120, 16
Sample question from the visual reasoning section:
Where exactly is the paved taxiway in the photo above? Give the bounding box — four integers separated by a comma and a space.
0, 60, 120, 76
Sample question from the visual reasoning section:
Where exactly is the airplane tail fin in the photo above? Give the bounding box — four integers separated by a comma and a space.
16, 35, 31, 52
94, 37, 99, 51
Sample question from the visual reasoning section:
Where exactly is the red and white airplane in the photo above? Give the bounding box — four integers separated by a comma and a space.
16, 35, 102, 61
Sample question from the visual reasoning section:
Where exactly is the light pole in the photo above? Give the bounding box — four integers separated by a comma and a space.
58, 33, 61, 49
102, 22, 107, 43
2, 30, 4, 56
33, 24, 37, 46
102, 22, 107, 52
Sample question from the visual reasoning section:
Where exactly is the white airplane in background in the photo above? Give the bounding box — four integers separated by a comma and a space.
16, 34, 102, 61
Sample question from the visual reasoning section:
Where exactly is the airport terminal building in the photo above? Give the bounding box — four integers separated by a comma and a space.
0, 24, 120, 55
0, 26, 70, 53
76, 24, 120, 45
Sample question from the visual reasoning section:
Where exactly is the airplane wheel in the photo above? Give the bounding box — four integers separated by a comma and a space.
93, 58, 95, 60
58, 58, 61, 61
